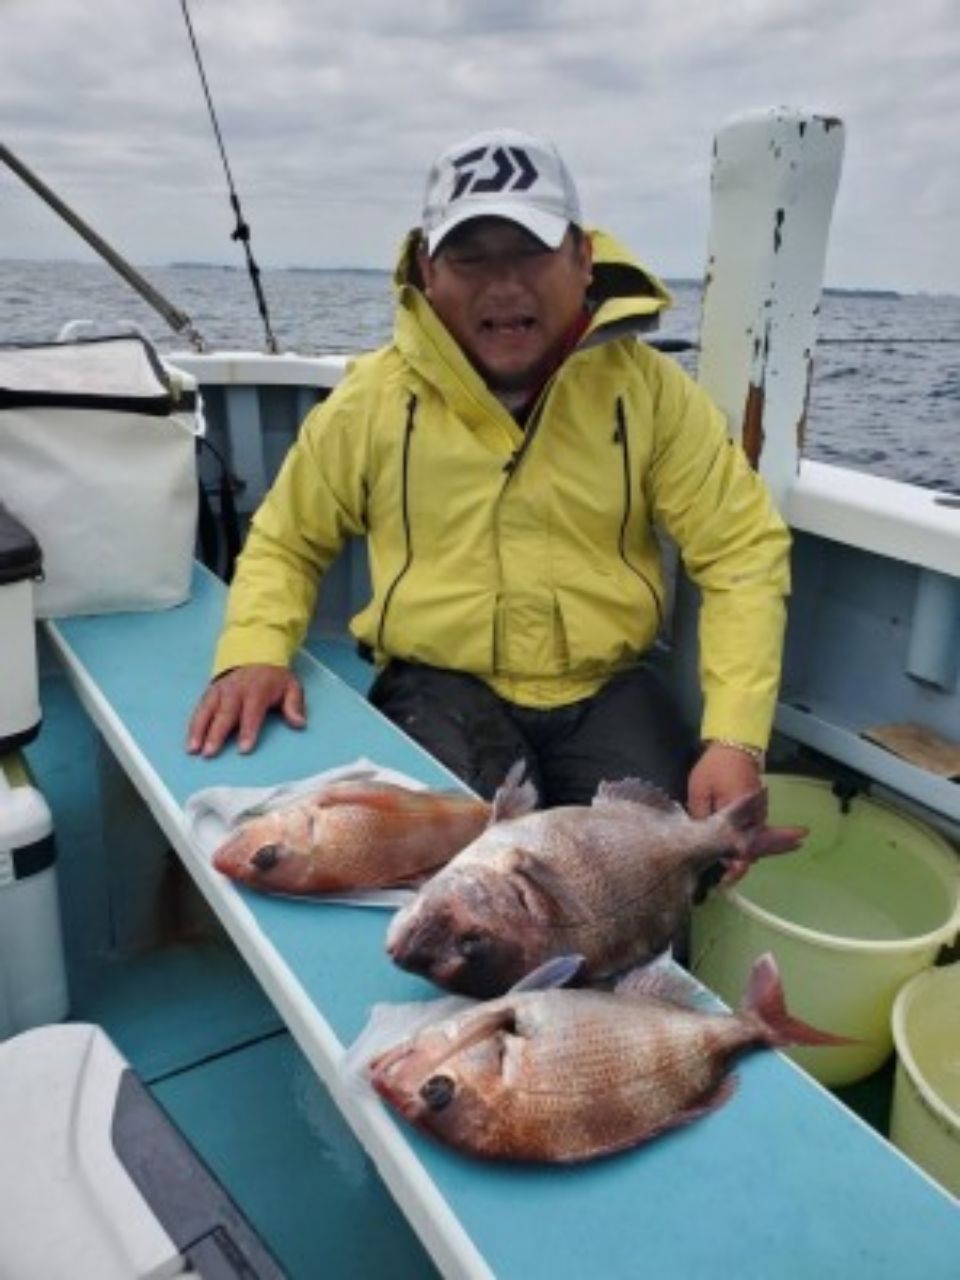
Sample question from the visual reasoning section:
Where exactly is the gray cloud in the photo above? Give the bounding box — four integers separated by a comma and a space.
1, 0, 957, 293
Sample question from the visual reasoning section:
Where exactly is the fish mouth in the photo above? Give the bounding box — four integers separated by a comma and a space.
386, 912, 466, 985
369, 1043, 445, 1123
389, 926, 526, 997
392, 944, 467, 990
430, 955, 469, 987
212, 835, 255, 877
369, 1065, 424, 1121
384, 908, 411, 956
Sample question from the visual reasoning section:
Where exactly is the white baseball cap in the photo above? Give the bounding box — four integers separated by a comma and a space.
421, 128, 583, 256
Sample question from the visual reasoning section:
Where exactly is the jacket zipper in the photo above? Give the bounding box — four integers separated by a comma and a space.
613, 397, 664, 630
376, 393, 418, 650
500, 396, 545, 481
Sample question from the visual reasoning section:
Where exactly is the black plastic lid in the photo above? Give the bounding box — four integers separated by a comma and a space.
0, 503, 43, 583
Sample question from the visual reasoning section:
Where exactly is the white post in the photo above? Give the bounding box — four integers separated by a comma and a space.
697, 107, 845, 506
669, 107, 845, 735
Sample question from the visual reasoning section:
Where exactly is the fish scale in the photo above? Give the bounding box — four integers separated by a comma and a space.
369, 952, 851, 1163
387, 773, 808, 996
212, 779, 491, 895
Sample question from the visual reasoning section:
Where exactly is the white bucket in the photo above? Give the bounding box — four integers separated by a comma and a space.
890, 963, 960, 1199
0, 754, 69, 1040
691, 776, 960, 1086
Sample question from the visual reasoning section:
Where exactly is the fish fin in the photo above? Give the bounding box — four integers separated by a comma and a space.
311, 783, 410, 809
674, 1074, 739, 1125
509, 954, 585, 993
614, 954, 707, 1009
592, 778, 684, 815
718, 786, 768, 832
640, 1075, 741, 1147
490, 760, 539, 823
550, 1074, 740, 1162
382, 1005, 519, 1074
718, 825, 808, 885
712, 789, 807, 882
343, 994, 475, 1085
251, 769, 381, 817
506, 847, 587, 922
742, 952, 856, 1047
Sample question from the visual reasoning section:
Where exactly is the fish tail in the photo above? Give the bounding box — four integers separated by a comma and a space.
722, 787, 769, 834
742, 952, 854, 1047
717, 788, 807, 884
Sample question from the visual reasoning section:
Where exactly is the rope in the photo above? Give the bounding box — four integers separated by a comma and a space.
180, 0, 280, 353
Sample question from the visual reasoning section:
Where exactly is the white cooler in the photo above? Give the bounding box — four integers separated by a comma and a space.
0, 1022, 283, 1278
0, 502, 42, 751
0, 752, 68, 1040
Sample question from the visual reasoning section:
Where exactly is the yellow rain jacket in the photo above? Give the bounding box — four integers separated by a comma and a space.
214, 229, 790, 748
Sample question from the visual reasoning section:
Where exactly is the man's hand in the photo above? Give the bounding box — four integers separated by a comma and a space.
186, 664, 306, 758
687, 741, 762, 818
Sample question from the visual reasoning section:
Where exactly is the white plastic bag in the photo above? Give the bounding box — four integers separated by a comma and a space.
0, 336, 202, 617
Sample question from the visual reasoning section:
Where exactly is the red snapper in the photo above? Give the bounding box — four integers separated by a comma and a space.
386, 772, 806, 996
369, 952, 849, 1163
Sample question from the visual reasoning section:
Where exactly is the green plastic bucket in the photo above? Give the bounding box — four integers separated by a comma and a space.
890, 963, 960, 1199
690, 776, 960, 1086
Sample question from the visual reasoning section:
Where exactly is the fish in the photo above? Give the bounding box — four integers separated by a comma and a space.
386, 772, 806, 997
368, 951, 850, 1164
211, 778, 492, 895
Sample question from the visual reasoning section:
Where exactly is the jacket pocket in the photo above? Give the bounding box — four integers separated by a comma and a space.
554, 575, 660, 676
493, 591, 571, 678
360, 579, 497, 675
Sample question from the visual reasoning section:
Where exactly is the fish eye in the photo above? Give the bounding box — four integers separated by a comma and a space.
420, 1073, 456, 1112
459, 932, 489, 959
250, 843, 284, 872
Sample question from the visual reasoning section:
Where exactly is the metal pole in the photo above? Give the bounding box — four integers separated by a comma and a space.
1, 142, 206, 350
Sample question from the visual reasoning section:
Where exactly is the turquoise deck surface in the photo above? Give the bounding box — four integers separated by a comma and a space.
49, 564, 960, 1279
65, 939, 439, 1278
154, 1030, 440, 1279
27, 656, 439, 1279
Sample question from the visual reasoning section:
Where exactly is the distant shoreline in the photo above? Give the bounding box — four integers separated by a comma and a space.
162, 263, 905, 300
0, 258, 937, 301
160, 265, 906, 300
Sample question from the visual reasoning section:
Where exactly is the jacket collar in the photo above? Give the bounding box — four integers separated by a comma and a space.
390, 226, 674, 439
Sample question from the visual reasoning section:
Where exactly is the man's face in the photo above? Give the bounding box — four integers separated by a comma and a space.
419, 218, 593, 394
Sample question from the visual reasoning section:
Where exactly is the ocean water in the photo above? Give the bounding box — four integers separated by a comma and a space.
2, 258, 958, 491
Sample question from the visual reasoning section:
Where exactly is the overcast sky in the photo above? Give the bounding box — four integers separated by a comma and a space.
2, 0, 957, 294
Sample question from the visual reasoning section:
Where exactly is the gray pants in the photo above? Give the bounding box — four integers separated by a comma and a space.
368, 658, 697, 807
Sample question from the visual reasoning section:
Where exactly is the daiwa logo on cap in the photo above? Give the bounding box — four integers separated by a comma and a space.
449, 145, 538, 200
422, 127, 583, 255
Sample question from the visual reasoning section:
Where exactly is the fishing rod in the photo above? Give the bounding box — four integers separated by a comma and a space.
179, 0, 279, 354
0, 142, 207, 351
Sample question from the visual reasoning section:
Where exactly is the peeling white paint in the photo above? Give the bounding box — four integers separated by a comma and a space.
696, 107, 845, 510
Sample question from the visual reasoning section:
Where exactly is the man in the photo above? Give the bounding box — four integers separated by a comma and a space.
187, 128, 790, 817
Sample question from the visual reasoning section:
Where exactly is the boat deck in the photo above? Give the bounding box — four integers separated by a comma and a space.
18, 564, 957, 1280
26, 649, 439, 1279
